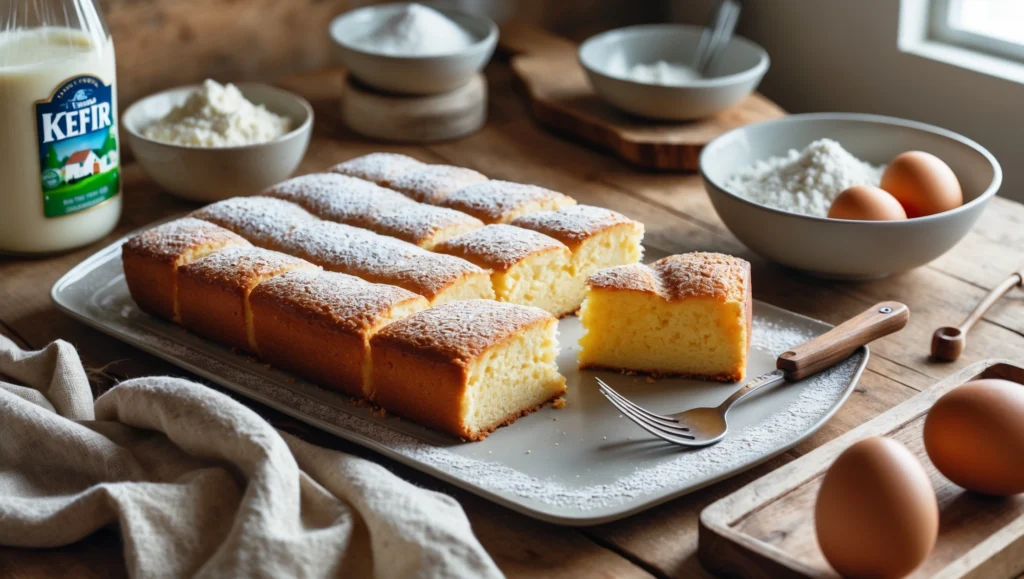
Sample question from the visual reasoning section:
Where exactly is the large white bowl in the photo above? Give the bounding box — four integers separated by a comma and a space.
700, 113, 1002, 279
329, 3, 498, 96
123, 84, 313, 203
578, 24, 769, 121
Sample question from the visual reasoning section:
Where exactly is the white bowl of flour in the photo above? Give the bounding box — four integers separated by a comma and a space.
329, 3, 498, 95
700, 113, 1001, 279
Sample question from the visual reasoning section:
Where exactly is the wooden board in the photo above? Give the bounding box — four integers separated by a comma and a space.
496, 21, 785, 171
341, 73, 487, 143
698, 359, 1024, 579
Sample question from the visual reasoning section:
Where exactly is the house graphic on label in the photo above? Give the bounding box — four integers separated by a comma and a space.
63, 149, 100, 181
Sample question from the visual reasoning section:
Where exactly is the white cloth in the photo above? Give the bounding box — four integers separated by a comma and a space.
0, 334, 503, 579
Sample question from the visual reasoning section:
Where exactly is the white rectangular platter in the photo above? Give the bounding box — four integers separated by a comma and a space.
52, 233, 868, 525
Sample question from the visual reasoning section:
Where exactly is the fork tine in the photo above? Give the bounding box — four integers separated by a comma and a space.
595, 378, 685, 427
598, 388, 696, 441
599, 390, 698, 445
598, 385, 691, 434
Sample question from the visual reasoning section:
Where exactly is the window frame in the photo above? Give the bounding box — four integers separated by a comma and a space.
929, 0, 1024, 63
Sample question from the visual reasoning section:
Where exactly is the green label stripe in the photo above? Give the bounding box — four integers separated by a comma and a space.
43, 168, 119, 218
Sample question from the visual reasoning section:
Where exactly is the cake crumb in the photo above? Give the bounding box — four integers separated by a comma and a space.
646, 376, 655, 384
264, 364, 272, 371
525, 450, 532, 455
552, 397, 567, 409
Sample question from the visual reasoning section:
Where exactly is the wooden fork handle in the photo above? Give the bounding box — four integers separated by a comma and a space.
956, 271, 1023, 334
777, 302, 910, 381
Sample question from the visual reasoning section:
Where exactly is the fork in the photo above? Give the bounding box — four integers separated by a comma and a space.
597, 302, 909, 447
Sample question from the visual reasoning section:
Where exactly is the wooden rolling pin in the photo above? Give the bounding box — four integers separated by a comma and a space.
931, 270, 1024, 361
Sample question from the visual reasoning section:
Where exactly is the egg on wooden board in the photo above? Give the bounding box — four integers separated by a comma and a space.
923, 378, 1024, 496
827, 185, 908, 221
815, 437, 938, 579
880, 151, 963, 218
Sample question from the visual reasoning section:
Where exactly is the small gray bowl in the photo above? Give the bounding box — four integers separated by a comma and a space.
700, 113, 1002, 279
329, 3, 498, 96
123, 83, 312, 203
579, 23, 769, 121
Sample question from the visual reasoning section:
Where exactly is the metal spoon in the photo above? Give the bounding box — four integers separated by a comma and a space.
692, 0, 742, 76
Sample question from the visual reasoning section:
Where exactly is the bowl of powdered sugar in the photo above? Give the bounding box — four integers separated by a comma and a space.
700, 113, 1001, 279
329, 3, 498, 95
123, 80, 313, 202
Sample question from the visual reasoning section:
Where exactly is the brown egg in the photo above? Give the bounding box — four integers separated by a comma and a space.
815, 437, 938, 579
828, 185, 908, 221
923, 379, 1024, 496
880, 151, 963, 217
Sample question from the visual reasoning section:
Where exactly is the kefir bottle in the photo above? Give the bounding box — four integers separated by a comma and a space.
0, 0, 121, 255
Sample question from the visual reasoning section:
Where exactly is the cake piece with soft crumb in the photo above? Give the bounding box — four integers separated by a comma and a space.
578, 252, 752, 381
122, 217, 251, 323
370, 300, 566, 440
434, 224, 575, 317
277, 220, 494, 305
264, 172, 483, 249
388, 164, 488, 203
250, 270, 428, 398
177, 246, 318, 352
438, 180, 577, 224
190, 196, 317, 252
329, 152, 425, 186
511, 205, 644, 312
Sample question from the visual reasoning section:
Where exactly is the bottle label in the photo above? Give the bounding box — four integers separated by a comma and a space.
35, 75, 120, 218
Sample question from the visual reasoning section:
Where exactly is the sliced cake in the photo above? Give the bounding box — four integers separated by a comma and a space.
387, 164, 488, 203
438, 180, 577, 224
250, 270, 428, 398
190, 196, 318, 252
329, 152, 425, 186
277, 220, 494, 305
264, 173, 483, 249
370, 300, 567, 440
177, 246, 318, 351
434, 224, 575, 317
122, 217, 251, 322
578, 252, 752, 381
511, 205, 645, 312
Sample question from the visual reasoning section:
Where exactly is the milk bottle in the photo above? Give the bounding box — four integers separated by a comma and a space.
0, 0, 121, 254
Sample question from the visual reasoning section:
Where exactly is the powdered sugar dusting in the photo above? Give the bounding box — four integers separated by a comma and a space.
330, 153, 425, 185
436, 224, 569, 271
726, 139, 885, 217
440, 180, 576, 224
388, 165, 488, 203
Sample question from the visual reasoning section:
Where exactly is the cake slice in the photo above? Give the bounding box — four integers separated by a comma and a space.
434, 224, 575, 317
190, 196, 318, 252
511, 205, 645, 312
387, 164, 488, 203
121, 217, 251, 322
578, 252, 752, 381
250, 270, 428, 398
370, 300, 567, 440
177, 246, 318, 351
278, 220, 494, 304
265, 173, 483, 249
438, 180, 577, 224
329, 152, 425, 186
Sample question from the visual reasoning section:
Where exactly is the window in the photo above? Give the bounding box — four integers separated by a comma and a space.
930, 0, 1024, 62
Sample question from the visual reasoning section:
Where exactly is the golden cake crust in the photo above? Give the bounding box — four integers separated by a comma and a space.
329, 152, 425, 185
277, 220, 490, 302
388, 164, 488, 203
122, 218, 251, 321
587, 252, 750, 303
190, 197, 317, 251
371, 299, 552, 366
511, 205, 642, 251
438, 180, 576, 224
434, 224, 569, 272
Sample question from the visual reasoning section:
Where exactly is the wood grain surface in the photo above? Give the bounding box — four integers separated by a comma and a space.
699, 360, 1024, 579
3, 62, 1024, 578
497, 21, 786, 171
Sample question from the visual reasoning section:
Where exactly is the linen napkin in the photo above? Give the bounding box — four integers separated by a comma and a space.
0, 334, 503, 579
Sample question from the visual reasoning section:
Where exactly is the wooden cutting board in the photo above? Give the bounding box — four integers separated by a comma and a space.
698, 359, 1024, 579
496, 21, 784, 171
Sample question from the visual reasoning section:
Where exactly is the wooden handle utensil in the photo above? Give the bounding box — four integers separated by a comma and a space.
931, 271, 1024, 362
777, 302, 910, 381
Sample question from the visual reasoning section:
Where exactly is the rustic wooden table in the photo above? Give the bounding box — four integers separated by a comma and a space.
2, 63, 1023, 579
